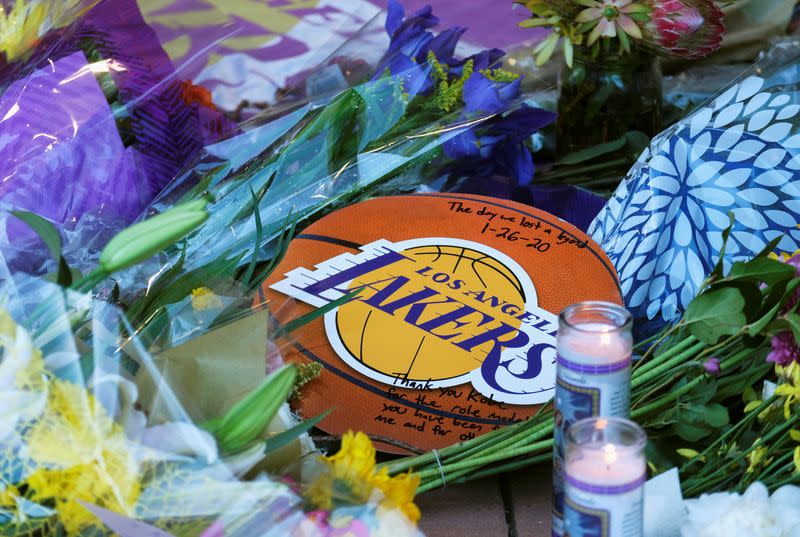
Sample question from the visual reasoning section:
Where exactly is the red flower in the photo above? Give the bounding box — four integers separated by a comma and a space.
179, 80, 218, 111
646, 0, 725, 59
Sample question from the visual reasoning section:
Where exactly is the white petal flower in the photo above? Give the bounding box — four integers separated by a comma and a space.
681, 483, 800, 537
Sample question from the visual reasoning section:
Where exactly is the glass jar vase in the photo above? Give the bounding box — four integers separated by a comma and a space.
555, 47, 663, 157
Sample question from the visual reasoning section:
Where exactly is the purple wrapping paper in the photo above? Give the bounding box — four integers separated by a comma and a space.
0, 52, 141, 237
0, 0, 240, 273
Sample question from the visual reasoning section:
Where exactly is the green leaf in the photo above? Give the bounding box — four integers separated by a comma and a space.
725, 257, 797, 286
710, 213, 735, 280
275, 288, 361, 338
746, 279, 800, 336
556, 135, 628, 166
56, 256, 73, 287
672, 403, 729, 441
11, 210, 62, 260
672, 420, 711, 442
753, 235, 783, 261
625, 131, 650, 154
684, 287, 747, 343
785, 312, 800, 345
585, 83, 616, 121
241, 188, 264, 286
263, 410, 331, 454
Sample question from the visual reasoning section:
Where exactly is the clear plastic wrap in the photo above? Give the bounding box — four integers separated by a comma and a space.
0, 275, 294, 535
589, 39, 800, 337
0, 274, 425, 536
11, 1, 555, 351
0, 0, 238, 273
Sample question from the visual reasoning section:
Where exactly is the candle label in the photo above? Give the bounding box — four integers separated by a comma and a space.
564, 475, 645, 537
551, 356, 631, 536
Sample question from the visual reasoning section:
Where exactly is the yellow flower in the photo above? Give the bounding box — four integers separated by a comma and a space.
307, 431, 420, 524
746, 440, 772, 474
775, 363, 800, 420
769, 249, 800, 262
191, 287, 224, 311
794, 446, 800, 474
379, 470, 421, 523
22, 379, 141, 534
0, 0, 95, 61
0, 485, 19, 508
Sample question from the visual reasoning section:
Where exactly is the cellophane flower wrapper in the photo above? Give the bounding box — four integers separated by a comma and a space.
40, 1, 554, 350
0, 273, 307, 536
114, 93, 549, 349
0, 0, 240, 274
589, 39, 800, 338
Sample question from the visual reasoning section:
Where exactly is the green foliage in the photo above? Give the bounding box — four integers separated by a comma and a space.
684, 288, 747, 344
11, 211, 73, 287
203, 365, 298, 454
428, 52, 474, 113
672, 403, 730, 442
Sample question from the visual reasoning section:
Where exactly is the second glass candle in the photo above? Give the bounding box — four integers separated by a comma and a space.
551, 302, 633, 537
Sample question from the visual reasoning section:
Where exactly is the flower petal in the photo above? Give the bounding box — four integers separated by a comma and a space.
599, 18, 617, 38
576, 7, 603, 22
617, 15, 642, 39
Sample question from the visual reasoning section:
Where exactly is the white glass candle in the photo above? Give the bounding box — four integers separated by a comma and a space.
564, 417, 646, 537
551, 302, 632, 537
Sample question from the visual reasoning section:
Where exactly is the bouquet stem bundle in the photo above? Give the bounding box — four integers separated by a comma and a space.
390, 228, 800, 496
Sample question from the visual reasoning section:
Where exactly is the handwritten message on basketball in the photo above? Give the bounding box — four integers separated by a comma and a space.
259, 194, 622, 451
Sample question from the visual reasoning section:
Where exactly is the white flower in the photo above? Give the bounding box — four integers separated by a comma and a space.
0, 310, 46, 443
372, 507, 423, 537
681, 482, 800, 537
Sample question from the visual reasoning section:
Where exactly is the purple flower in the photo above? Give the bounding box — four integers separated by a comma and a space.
423, 26, 467, 65
378, 1, 439, 73
444, 104, 556, 186
766, 252, 800, 367
768, 332, 800, 366
385, 54, 433, 97
703, 358, 721, 375
462, 72, 522, 114
200, 521, 225, 537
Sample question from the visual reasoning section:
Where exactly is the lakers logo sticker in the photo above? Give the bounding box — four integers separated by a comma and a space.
271, 237, 559, 405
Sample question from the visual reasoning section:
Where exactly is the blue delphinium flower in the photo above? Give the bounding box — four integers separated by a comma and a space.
377, 0, 556, 186
445, 72, 556, 186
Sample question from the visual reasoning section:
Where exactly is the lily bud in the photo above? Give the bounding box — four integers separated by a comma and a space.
206, 365, 298, 454
99, 198, 210, 274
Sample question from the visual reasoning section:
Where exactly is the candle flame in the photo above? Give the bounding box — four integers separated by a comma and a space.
603, 443, 617, 465
600, 332, 612, 346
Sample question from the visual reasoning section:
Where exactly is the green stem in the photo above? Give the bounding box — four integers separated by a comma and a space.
634, 334, 697, 375
631, 343, 705, 389
542, 158, 629, 180
415, 440, 552, 481
70, 269, 109, 293
633, 347, 751, 420
767, 473, 800, 490
418, 452, 552, 493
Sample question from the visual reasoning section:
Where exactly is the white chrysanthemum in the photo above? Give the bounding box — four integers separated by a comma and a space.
681, 483, 800, 537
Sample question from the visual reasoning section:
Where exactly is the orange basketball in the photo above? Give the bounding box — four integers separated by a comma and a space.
257, 193, 621, 453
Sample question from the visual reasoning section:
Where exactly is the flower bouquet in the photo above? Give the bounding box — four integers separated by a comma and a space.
0, 260, 426, 535
12, 0, 555, 353
0, 0, 236, 274
382, 40, 800, 496
515, 0, 725, 155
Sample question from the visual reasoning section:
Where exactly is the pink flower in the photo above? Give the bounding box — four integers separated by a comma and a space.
576, 0, 646, 46
645, 0, 725, 58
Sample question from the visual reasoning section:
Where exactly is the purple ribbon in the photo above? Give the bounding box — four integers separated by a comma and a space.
557, 355, 632, 374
